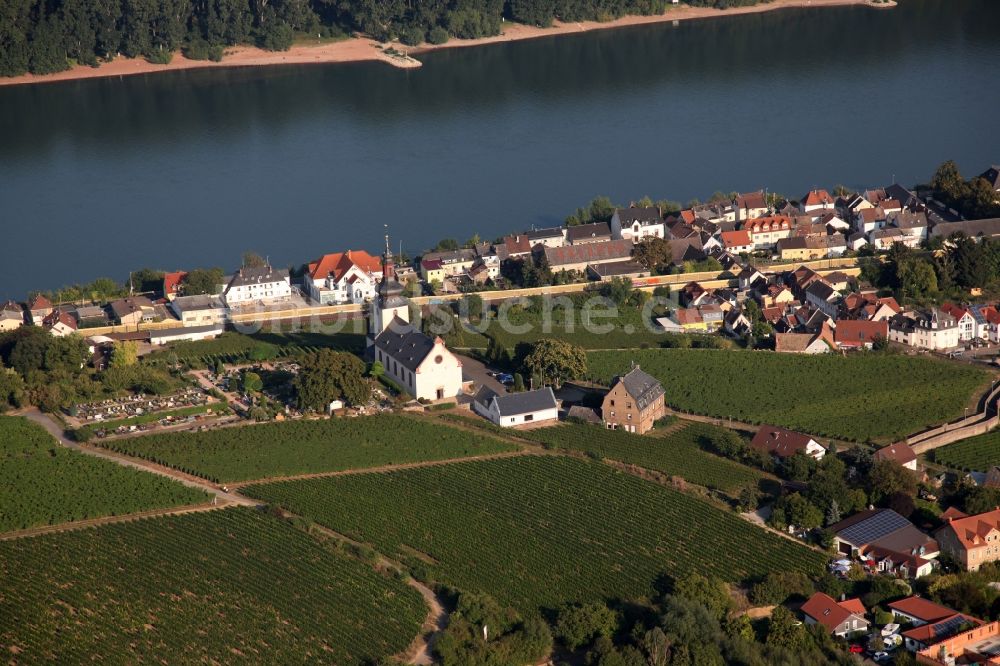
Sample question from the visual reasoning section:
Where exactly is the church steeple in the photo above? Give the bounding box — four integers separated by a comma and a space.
370, 227, 409, 340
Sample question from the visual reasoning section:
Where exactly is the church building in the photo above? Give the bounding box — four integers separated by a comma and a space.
369, 236, 464, 402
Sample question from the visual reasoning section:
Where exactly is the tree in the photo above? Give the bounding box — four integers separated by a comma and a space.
599, 277, 636, 306
369, 360, 384, 379
672, 573, 732, 621
0, 368, 26, 411
433, 238, 459, 251
554, 602, 617, 650
242, 251, 266, 268
888, 491, 915, 518
131, 267, 165, 293
522, 339, 586, 388
738, 485, 759, 512
932, 160, 966, 204
241, 371, 263, 393
511, 373, 524, 392
182, 267, 224, 295
868, 459, 917, 504
294, 349, 370, 410
632, 237, 672, 273
110, 340, 139, 368
766, 606, 804, 650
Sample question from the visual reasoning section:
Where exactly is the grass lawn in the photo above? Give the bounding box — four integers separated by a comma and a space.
243, 456, 826, 614
103, 414, 517, 483
586, 349, 990, 443
0, 416, 208, 533
0, 508, 425, 664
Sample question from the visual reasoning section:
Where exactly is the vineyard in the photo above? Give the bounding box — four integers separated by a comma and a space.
933, 430, 1000, 471
0, 416, 209, 533
0, 509, 426, 664
143, 331, 365, 368
244, 456, 826, 613
586, 349, 989, 442
105, 414, 517, 483
518, 421, 761, 493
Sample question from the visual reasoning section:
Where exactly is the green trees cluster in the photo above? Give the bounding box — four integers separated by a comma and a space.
0, 0, 771, 76
434, 591, 552, 666
294, 349, 370, 411
931, 160, 1000, 221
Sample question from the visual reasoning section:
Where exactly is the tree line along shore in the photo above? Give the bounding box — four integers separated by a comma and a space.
1, 0, 858, 80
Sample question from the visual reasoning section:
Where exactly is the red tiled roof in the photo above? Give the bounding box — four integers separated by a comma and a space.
889, 597, 955, 622
803, 189, 834, 206
834, 319, 888, 347
721, 230, 752, 247
938, 508, 1000, 552
675, 308, 703, 325
308, 250, 382, 281
800, 592, 865, 632
940, 506, 969, 521
421, 258, 443, 270
680, 209, 696, 224
881, 198, 902, 210
873, 442, 917, 466
901, 613, 983, 646
745, 215, 792, 234
28, 294, 52, 311
941, 302, 971, 321
751, 425, 818, 458
163, 271, 188, 296
736, 191, 767, 210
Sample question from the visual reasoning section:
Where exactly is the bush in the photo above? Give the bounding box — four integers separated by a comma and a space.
183, 39, 212, 60
258, 23, 294, 51
428, 26, 449, 45
146, 49, 173, 65
400, 26, 425, 46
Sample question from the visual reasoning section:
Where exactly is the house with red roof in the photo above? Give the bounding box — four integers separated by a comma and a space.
889, 596, 962, 627
834, 319, 888, 350
733, 191, 768, 222
42, 309, 77, 337
27, 293, 53, 325
743, 215, 792, 249
720, 229, 752, 253
306, 250, 383, 305
873, 442, 918, 471
800, 189, 835, 213
935, 508, 1000, 571
915, 620, 1000, 666
161, 271, 188, 301
900, 608, 984, 652
750, 425, 825, 460
800, 592, 869, 637
941, 303, 977, 342
861, 544, 934, 579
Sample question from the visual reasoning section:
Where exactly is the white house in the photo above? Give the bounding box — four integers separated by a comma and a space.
611, 207, 665, 242
800, 189, 835, 213
170, 295, 229, 327
733, 191, 769, 222
306, 250, 382, 305
0, 302, 24, 332
223, 265, 291, 307
42, 309, 77, 337
888, 308, 960, 350
149, 324, 224, 346
941, 303, 976, 342
472, 387, 558, 427
744, 215, 792, 249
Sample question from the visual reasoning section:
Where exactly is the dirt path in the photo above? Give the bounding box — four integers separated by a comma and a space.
18, 408, 260, 507
0, 502, 224, 541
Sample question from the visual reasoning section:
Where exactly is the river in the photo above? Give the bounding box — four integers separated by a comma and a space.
1, 0, 998, 299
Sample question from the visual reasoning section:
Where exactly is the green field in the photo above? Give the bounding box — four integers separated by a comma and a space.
586, 349, 989, 442
0, 416, 209, 533
933, 430, 1000, 471
473, 294, 729, 352
105, 414, 517, 483
0, 509, 425, 663
143, 330, 366, 368
518, 421, 761, 493
244, 456, 825, 613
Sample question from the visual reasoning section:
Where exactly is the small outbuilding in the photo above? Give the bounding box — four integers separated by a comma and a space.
472, 387, 558, 428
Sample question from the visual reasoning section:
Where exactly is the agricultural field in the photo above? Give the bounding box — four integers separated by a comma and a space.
244, 456, 825, 613
518, 421, 761, 493
476, 294, 729, 352
0, 416, 209, 533
587, 349, 989, 443
143, 330, 365, 368
0, 508, 426, 664
932, 430, 1000, 471
105, 414, 517, 483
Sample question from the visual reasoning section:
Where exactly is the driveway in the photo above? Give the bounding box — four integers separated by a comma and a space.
457, 354, 507, 395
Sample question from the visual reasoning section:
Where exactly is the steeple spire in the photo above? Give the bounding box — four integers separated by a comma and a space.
383, 225, 394, 280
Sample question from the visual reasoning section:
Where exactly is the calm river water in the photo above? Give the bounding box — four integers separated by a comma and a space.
1, 0, 998, 297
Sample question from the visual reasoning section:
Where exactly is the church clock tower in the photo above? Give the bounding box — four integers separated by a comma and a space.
369, 230, 410, 341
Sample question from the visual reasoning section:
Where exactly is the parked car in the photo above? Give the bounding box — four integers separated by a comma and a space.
872, 651, 890, 663
496, 373, 514, 385
848, 645, 864, 654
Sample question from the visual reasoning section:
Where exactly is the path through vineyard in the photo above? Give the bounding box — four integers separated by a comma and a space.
18, 408, 259, 507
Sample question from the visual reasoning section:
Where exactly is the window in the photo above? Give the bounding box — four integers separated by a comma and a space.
524, 414, 533, 422
627, 413, 632, 420
609, 400, 615, 407
626, 402, 632, 409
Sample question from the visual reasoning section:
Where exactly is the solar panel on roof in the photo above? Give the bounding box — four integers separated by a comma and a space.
933, 616, 969, 640
839, 511, 911, 545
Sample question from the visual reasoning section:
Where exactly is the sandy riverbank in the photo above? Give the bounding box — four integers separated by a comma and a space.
0, 0, 892, 87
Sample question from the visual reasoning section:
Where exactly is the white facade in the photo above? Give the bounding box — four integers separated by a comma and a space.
223, 267, 291, 307
888, 311, 960, 350
375, 336, 464, 402
472, 388, 559, 427
309, 263, 378, 305
170, 296, 229, 327
611, 209, 666, 242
